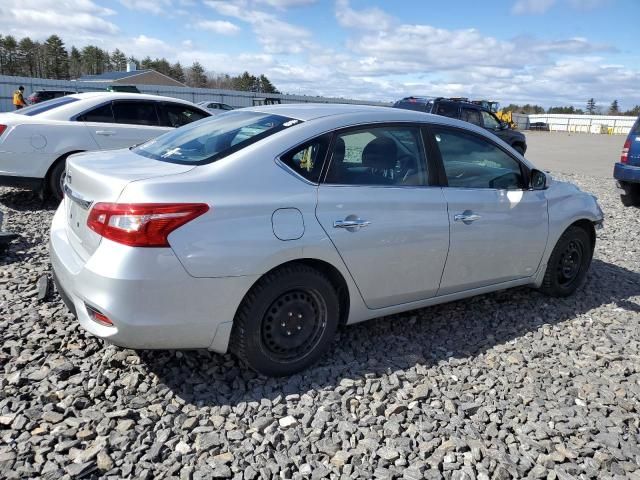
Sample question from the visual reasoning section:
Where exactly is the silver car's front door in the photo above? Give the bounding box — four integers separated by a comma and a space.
315, 125, 450, 309
429, 127, 549, 295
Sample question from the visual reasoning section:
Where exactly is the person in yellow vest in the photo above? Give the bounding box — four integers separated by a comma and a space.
13, 86, 27, 110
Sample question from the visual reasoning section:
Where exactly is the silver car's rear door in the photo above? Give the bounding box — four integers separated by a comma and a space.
315, 124, 450, 309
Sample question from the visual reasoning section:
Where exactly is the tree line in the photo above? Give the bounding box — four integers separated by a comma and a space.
503, 99, 639, 116
0, 34, 279, 93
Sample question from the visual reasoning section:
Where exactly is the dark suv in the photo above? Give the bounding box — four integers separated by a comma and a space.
393, 97, 527, 155
27, 90, 76, 104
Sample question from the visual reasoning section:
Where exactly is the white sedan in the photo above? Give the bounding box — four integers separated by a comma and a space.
0, 92, 210, 200
50, 104, 603, 376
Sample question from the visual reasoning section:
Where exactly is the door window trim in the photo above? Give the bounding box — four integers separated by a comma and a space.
424, 124, 531, 190
319, 122, 437, 188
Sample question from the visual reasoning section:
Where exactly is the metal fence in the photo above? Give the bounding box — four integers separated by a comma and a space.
0, 74, 388, 112
526, 113, 636, 135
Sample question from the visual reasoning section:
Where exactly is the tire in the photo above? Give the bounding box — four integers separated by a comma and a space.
47, 157, 67, 202
231, 264, 339, 376
539, 226, 593, 297
620, 183, 640, 207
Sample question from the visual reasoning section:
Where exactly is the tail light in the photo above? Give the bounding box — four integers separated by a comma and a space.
0, 125, 6, 136
85, 304, 113, 326
621, 139, 631, 164
87, 203, 209, 247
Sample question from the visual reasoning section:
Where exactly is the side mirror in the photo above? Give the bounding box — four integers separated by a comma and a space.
530, 169, 547, 190
499, 121, 509, 130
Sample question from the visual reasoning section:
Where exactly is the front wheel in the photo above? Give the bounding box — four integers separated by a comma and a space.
539, 226, 593, 297
231, 264, 339, 376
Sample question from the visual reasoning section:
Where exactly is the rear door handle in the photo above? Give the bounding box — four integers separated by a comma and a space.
454, 211, 481, 224
334, 219, 371, 230
95, 130, 116, 136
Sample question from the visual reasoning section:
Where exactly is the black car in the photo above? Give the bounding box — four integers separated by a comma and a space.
393, 97, 527, 155
27, 90, 76, 104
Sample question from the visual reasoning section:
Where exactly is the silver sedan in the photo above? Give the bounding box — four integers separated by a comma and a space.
50, 104, 604, 376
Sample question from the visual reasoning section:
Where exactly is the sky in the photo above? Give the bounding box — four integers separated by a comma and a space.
1, 0, 639, 109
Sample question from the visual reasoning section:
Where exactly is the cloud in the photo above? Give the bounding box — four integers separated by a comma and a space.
0, 0, 119, 42
194, 20, 241, 35
205, 0, 314, 54
118, 0, 172, 15
256, 0, 317, 9
335, 0, 393, 30
512, 0, 556, 14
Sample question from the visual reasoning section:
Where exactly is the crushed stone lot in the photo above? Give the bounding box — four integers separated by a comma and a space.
0, 173, 639, 480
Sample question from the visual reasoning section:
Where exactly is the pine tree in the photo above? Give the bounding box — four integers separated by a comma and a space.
44, 35, 69, 79
68, 46, 83, 78
609, 100, 619, 115
18, 37, 38, 77
0, 35, 19, 75
169, 62, 186, 83
187, 61, 207, 87
111, 49, 127, 71
258, 74, 279, 94
586, 98, 596, 114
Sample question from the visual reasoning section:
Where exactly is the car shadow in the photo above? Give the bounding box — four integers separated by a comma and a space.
0, 188, 58, 212
139, 257, 639, 407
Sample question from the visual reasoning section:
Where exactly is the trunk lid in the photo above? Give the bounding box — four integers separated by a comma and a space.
64, 148, 195, 260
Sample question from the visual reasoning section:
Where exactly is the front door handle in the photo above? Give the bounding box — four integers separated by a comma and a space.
95, 130, 116, 136
454, 211, 481, 224
334, 218, 371, 230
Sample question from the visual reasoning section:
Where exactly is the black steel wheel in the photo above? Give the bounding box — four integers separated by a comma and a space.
231, 264, 340, 376
540, 226, 593, 297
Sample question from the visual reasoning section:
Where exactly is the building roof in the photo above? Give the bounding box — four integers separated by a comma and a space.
77, 70, 154, 82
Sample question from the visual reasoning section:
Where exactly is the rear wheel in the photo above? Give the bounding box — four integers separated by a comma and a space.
539, 226, 592, 297
47, 157, 68, 202
620, 183, 640, 207
231, 264, 339, 376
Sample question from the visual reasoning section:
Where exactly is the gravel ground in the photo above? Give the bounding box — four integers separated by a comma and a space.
0, 174, 639, 480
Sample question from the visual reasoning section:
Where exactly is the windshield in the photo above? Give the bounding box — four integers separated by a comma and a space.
133, 111, 301, 165
15, 96, 79, 116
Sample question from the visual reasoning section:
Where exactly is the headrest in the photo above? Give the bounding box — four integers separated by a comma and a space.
333, 137, 346, 163
362, 137, 397, 170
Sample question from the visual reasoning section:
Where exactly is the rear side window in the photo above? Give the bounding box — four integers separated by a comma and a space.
161, 103, 209, 128
77, 103, 114, 123
631, 118, 640, 135
434, 102, 459, 118
432, 128, 524, 190
280, 134, 331, 183
134, 111, 301, 165
112, 101, 159, 126
461, 108, 482, 126
14, 96, 79, 116
324, 126, 428, 186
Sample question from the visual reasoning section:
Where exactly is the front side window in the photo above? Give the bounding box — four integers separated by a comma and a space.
112, 101, 159, 126
461, 108, 482, 126
434, 102, 459, 118
280, 134, 331, 183
134, 111, 301, 165
161, 103, 209, 128
14, 96, 79, 116
324, 126, 428, 186
77, 103, 114, 123
481, 111, 501, 130
433, 128, 524, 190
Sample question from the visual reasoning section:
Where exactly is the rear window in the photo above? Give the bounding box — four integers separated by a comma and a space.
133, 111, 301, 165
15, 96, 79, 116
394, 99, 432, 112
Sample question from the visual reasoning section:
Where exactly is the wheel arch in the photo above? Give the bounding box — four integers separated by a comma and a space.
569, 218, 596, 254
238, 258, 351, 327
45, 150, 85, 184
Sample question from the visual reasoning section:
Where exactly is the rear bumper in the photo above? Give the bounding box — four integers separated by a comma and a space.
613, 162, 640, 184
49, 205, 258, 353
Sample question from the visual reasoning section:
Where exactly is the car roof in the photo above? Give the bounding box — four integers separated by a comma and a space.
65, 92, 193, 103
243, 103, 436, 122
